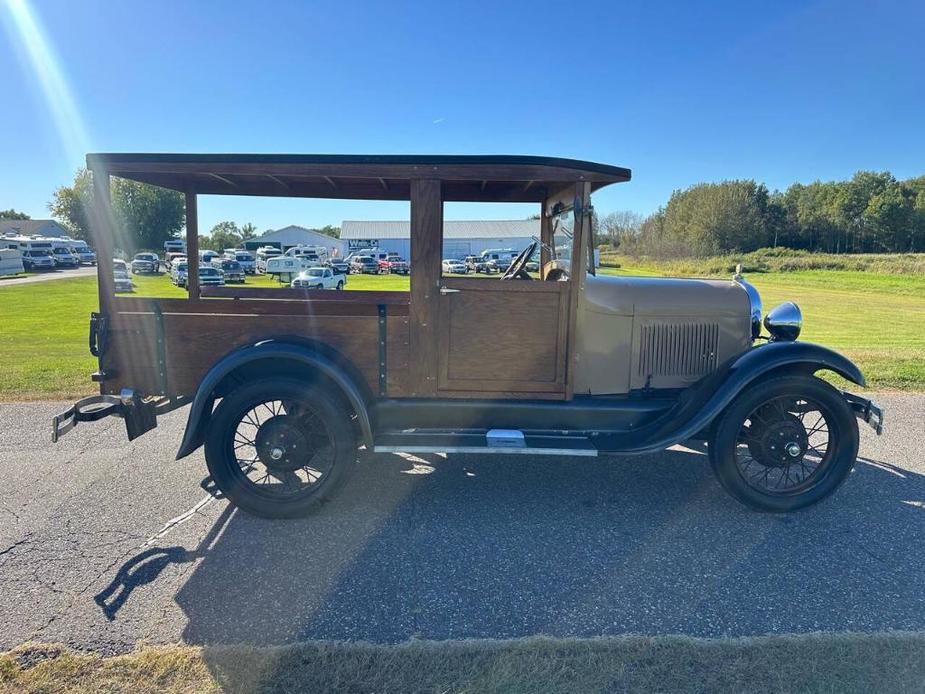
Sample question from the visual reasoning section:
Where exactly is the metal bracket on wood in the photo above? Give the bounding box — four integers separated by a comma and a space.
378, 304, 387, 396
151, 300, 169, 396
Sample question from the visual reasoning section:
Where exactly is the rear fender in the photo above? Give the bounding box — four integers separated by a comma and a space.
175, 340, 373, 460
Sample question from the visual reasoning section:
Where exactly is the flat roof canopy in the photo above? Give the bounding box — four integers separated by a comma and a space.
87, 153, 631, 203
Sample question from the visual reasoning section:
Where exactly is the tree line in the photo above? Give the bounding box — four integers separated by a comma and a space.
26, 167, 925, 257
597, 170, 925, 256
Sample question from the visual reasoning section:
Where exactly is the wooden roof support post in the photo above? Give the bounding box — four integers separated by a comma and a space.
409, 178, 442, 396
564, 181, 592, 399
540, 199, 553, 280
185, 190, 200, 299
90, 166, 115, 314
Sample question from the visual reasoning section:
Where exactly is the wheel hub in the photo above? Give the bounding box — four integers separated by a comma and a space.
254, 415, 310, 472
747, 412, 808, 468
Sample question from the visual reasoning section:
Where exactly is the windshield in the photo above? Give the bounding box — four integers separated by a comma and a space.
307, 269, 324, 276
235, 254, 252, 261
224, 262, 241, 270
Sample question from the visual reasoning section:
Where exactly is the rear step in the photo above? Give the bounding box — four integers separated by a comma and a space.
372, 429, 598, 457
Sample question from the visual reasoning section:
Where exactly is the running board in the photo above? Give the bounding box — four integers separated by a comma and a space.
372, 429, 598, 457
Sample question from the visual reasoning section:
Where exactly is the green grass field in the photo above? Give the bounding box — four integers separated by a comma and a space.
4, 632, 925, 693
0, 265, 921, 398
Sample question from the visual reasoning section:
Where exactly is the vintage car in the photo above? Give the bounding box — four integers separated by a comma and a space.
52, 153, 883, 520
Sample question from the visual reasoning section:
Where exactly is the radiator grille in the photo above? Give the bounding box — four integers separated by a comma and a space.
637, 322, 720, 378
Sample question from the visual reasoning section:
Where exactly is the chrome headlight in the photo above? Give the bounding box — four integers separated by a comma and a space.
733, 266, 762, 340
764, 302, 803, 342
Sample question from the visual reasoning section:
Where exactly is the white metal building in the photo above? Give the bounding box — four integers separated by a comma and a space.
244, 225, 347, 256
340, 219, 539, 259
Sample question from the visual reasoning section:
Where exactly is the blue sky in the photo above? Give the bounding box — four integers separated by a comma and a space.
2, 0, 923, 232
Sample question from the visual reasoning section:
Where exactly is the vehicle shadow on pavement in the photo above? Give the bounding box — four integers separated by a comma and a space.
164, 448, 925, 649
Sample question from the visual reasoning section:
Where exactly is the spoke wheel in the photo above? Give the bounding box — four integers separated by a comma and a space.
709, 376, 859, 512
230, 398, 336, 498
205, 378, 357, 518
735, 396, 831, 495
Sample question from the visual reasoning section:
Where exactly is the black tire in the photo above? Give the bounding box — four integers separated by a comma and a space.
204, 378, 357, 518
708, 375, 859, 512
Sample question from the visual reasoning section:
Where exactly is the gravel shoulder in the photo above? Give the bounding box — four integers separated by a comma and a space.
0, 395, 922, 653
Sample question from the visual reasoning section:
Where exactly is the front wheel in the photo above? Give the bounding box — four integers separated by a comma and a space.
205, 379, 357, 518
708, 375, 859, 512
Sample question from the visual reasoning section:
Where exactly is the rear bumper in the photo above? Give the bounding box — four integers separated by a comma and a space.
843, 391, 884, 435
52, 390, 158, 443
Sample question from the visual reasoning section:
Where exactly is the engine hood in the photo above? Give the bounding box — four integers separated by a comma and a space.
575, 273, 753, 395
583, 273, 750, 318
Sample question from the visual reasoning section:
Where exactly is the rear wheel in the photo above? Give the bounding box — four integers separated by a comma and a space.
708, 375, 858, 512
204, 378, 357, 518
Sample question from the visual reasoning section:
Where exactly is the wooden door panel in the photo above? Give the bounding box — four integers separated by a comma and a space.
437, 281, 568, 394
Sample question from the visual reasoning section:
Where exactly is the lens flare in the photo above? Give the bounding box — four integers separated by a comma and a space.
1, 0, 91, 164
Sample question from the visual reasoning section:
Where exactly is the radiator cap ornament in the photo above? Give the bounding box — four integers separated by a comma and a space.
764, 302, 803, 341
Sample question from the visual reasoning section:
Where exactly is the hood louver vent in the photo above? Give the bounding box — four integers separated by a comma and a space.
638, 322, 720, 379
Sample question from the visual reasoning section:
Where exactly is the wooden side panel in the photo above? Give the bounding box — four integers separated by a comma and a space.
103, 302, 412, 399
436, 280, 568, 395
409, 179, 442, 396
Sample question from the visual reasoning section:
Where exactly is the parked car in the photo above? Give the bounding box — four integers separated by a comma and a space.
170, 261, 188, 287
113, 258, 129, 273
442, 258, 468, 274
70, 240, 96, 265
325, 258, 350, 274
291, 266, 346, 290
212, 259, 245, 283
21, 249, 56, 271
349, 255, 380, 274
50, 245, 80, 268
480, 248, 518, 272
225, 249, 256, 274
165, 252, 186, 269
378, 253, 409, 274
113, 267, 134, 293
199, 250, 221, 265
464, 255, 496, 273
131, 252, 159, 274
198, 265, 225, 286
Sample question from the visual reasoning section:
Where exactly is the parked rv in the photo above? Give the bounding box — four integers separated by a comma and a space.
255, 246, 282, 273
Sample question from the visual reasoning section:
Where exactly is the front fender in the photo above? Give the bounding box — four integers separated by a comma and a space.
614, 341, 864, 454
175, 341, 373, 460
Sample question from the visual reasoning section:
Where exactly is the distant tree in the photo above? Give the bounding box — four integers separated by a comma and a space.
49, 169, 95, 240
207, 221, 242, 251
0, 209, 30, 220
317, 225, 340, 238
239, 222, 258, 240
597, 210, 644, 247
660, 180, 771, 255
49, 168, 184, 251
113, 178, 185, 252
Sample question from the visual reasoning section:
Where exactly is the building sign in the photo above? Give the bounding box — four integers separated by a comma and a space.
347, 239, 379, 250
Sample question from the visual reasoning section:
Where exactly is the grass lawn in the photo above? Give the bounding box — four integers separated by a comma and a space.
0, 266, 920, 399
3, 633, 925, 693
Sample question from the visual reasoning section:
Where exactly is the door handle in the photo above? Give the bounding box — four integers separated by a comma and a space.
439, 286, 461, 295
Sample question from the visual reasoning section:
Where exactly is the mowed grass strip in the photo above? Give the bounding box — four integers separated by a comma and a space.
3, 633, 925, 694
0, 267, 919, 398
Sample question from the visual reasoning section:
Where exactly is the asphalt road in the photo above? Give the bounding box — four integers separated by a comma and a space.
0, 395, 922, 654
0, 266, 96, 286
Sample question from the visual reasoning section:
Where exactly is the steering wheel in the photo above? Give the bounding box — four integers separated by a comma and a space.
501, 241, 537, 280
